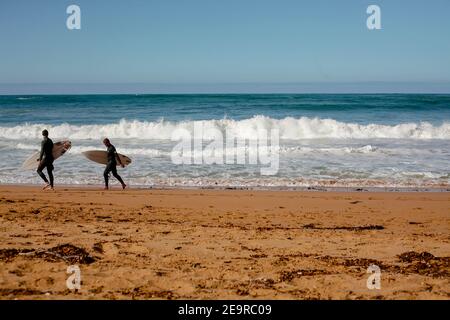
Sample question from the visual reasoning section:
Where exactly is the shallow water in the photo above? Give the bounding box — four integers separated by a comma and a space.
0, 94, 449, 188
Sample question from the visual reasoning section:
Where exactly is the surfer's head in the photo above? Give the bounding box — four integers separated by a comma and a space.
103, 138, 111, 147
42, 129, 49, 137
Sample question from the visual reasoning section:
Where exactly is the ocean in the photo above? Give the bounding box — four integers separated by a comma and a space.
0, 94, 449, 189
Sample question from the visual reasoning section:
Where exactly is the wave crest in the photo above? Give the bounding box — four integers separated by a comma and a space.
0, 116, 449, 140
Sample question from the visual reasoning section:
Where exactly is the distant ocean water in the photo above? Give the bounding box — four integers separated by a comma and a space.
0, 94, 449, 189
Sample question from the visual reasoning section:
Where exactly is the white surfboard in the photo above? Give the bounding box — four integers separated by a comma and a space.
82, 150, 132, 167
22, 140, 72, 170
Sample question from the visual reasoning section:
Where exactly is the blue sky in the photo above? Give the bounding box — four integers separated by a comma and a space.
0, 0, 449, 93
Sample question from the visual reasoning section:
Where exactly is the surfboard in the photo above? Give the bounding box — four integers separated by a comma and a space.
22, 140, 72, 170
82, 150, 132, 167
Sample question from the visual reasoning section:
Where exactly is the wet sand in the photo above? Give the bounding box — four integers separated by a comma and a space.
0, 185, 449, 300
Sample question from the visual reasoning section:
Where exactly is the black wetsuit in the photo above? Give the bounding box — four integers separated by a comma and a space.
104, 145, 125, 188
37, 137, 54, 187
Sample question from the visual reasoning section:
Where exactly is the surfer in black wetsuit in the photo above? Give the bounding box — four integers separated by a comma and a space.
37, 129, 54, 190
103, 138, 127, 190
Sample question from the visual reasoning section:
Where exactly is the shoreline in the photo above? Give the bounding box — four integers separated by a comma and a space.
1, 183, 449, 193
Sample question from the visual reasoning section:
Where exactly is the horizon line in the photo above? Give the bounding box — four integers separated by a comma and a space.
1, 82, 449, 95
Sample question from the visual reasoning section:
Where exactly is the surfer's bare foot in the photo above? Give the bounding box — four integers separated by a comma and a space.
103, 187, 109, 190
42, 183, 50, 190
122, 184, 127, 190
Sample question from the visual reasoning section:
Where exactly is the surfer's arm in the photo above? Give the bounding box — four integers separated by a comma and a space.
38, 141, 45, 161
115, 152, 124, 167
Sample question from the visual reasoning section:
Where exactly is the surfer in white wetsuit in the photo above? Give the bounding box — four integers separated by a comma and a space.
37, 129, 54, 190
103, 138, 126, 190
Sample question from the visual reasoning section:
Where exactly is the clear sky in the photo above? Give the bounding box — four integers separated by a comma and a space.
0, 0, 449, 93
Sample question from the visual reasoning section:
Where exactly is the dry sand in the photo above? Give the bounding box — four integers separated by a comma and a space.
0, 185, 449, 300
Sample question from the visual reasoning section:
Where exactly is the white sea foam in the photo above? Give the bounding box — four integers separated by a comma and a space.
2, 116, 449, 188
280, 145, 380, 155
15, 143, 165, 156
12, 142, 386, 157
16, 97, 36, 100
0, 116, 449, 140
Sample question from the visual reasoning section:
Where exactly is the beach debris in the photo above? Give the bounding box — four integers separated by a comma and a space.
250, 253, 268, 259
341, 258, 385, 268
314, 252, 449, 278
228, 281, 271, 296
95, 215, 112, 220
253, 278, 276, 288
120, 287, 175, 299
315, 255, 386, 269
0, 288, 46, 297
302, 224, 384, 231
397, 251, 449, 278
0, 248, 34, 261
398, 251, 435, 263
241, 245, 262, 252
236, 288, 250, 296
92, 242, 104, 254
0, 244, 96, 264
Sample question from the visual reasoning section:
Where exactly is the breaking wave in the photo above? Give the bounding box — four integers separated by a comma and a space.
0, 116, 449, 140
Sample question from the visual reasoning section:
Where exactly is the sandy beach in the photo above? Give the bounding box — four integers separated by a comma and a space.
0, 185, 449, 300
